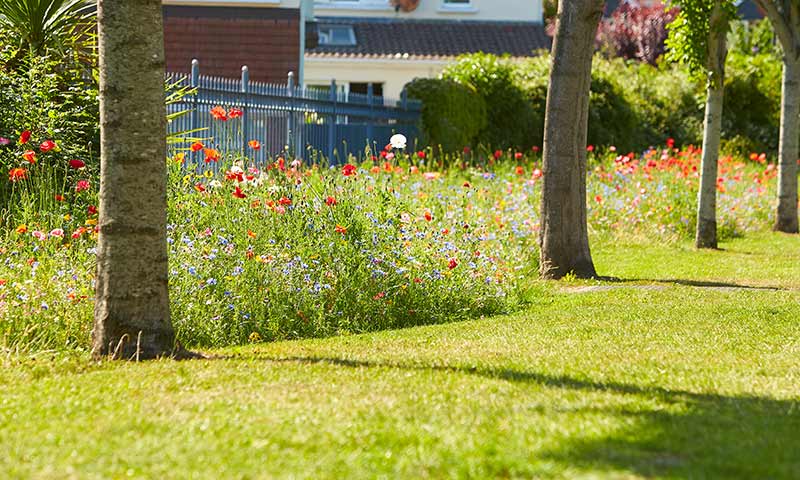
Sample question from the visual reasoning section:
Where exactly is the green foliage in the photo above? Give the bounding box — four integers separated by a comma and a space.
665, 0, 738, 82
729, 18, 781, 58
404, 78, 487, 153
721, 51, 781, 154
441, 53, 539, 150
0, 0, 94, 56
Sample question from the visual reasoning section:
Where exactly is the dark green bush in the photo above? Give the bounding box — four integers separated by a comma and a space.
404, 77, 487, 153
721, 51, 781, 155
441, 53, 539, 150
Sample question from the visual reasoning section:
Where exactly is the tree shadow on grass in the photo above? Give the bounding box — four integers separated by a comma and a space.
596, 276, 786, 291
248, 355, 800, 479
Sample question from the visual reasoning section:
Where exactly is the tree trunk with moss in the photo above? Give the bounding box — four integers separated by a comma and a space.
695, 0, 728, 249
92, 0, 174, 359
539, 0, 603, 279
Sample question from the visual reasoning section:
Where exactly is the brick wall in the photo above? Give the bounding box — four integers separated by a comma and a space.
163, 6, 301, 83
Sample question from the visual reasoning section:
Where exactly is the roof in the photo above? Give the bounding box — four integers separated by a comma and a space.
306, 17, 551, 61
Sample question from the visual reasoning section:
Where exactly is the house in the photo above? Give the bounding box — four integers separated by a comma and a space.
604, 0, 764, 20
305, 0, 549, 101
162, 0, 316, 84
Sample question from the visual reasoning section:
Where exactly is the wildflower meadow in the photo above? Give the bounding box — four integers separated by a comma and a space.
0, 108, 786, 353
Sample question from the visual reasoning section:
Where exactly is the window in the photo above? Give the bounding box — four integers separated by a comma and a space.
440, 0, 475, 10
318, 25, 357, 46
443, 0, 470, 4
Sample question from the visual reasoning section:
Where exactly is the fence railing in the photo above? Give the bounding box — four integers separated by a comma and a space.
167, 60, 422, 167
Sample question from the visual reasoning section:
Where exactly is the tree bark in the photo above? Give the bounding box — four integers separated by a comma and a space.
775, 55, 800, 233
539, 0, 603, 279
695, 1, 727, 249
92, 0, 175, 359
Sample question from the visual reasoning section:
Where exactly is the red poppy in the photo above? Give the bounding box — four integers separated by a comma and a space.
203, 148, 220, 163
594, 195, 603, 204
232, 187, 246, 199
325, 196, 337, 206
586, 145, 595, 152
8, 167, 27, 182
190, 141, 204, 152
278, 196, 292, 206
55, 194, 65, 202
69, 159, 85, 169
342, 164, 357, 176
210, 106, 228, 121
194, 183, 206, 193
463, 146, 471, 154
666, 137, 675, 149
532, 146, 540, 153
40, 140, 56, 152
448, 258, 458, 270
248, 140, 261, 151
463, 181, 471, 188
515, 166, 525, 175
417, 151, 426, 159
424, 210, 432, 222
19, 130, 31, 144
228, 107, 243, 119
514, 152, 523, 160
88, 205, 98, 215
22, 150, 36, 163
493, 150, 503, 160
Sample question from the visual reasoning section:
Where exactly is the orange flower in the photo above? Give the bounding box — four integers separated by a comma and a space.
248, 140, 261, 151
15, 224, 27, 234
247, 230, 257, 238
210, 106, 228, 121
335, 225, 347, 234
232, 186, 247, 199
22, 150, 36, 163
228, 107, 243, 119
424, 210, 432, 222
190, 141, 204, 152
8, 167, 27, 182
203, 148, 220, 163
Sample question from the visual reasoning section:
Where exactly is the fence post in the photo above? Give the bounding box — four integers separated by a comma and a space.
241, 65, 250, 159
328, 79, 337, 164
366, 83, 374, 156
190, 59, 199, 167
286, 71, 294, 157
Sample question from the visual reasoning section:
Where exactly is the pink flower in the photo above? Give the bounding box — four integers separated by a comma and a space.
32, 230, 46, 241
40, 140, 57, 152
0, 137, 10, 145
75, 180, 90, 192
49, 229, 64, 238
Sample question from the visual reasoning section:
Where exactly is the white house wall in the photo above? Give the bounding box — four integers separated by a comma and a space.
305, 56, 451, 100
313, 0, 542, 23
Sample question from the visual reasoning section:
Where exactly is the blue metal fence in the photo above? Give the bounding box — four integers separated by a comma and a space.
167, 60, 422, 167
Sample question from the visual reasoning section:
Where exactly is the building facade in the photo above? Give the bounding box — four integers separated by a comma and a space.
162, 0, 314, 83
306, 0, 548, 100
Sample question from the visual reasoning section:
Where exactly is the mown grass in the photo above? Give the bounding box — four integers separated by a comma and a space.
1, 231, 799, 479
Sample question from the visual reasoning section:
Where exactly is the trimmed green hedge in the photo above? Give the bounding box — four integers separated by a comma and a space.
404, 78, 487, 153
407, 50, 781, 155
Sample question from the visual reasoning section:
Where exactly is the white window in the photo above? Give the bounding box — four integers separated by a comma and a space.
318, 25, 357, 46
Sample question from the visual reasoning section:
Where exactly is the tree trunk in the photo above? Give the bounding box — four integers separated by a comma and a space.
775, 56, 800, 233
695, 1, 727, 249
92, 0, 174, 359
539, 0, 603, 279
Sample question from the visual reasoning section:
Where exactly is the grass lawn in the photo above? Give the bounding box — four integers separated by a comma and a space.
1, 232, 799, 479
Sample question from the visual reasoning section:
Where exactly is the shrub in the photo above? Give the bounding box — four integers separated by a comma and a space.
441, 53, 539, 150
404, 78, 487, 153
721, 51, 781, 155
598, 1, 679, 65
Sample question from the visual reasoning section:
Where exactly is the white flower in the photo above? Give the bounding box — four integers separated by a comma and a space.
209, 180, 222, 189
390, 133, 407, 150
